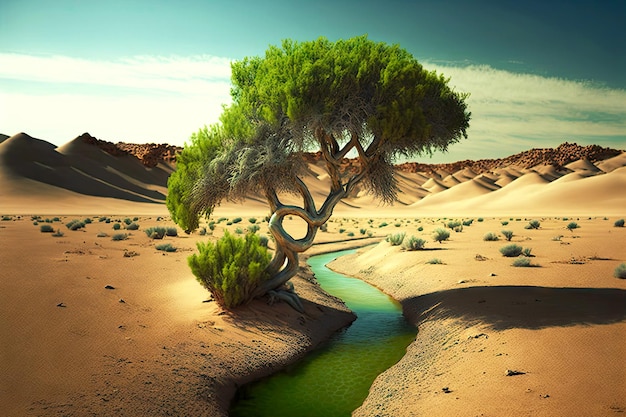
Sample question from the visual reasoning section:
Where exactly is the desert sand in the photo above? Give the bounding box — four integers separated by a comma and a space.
1, 132, 625, 416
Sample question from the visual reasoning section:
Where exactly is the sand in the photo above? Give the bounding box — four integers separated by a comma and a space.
1, 132, 626, 416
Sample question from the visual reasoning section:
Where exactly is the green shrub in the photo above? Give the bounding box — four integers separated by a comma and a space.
347, 232, 355, 237
522, 247, 533, 257
217, 217, 228, 223
500, 244, 523, 257
83, 218, 92, 224
123, 218, 132, 225
501, 220, 509, 226
145, 227, 166, 239
402, 236, 426, 251
248, 217, 257, 224
512, 257, 534, 267
248, 224, 260, 234
463, 219, 474, 226
378, 222, 388, 228
52, 229, 64, 237
339, 228, 346, 234
112, 233, 128, 241
208, 221, 216, 231
188, 231, 271, 309
614, 219, 624, 227
477, 217, 484, 222
359, 228, 367, 235
525, 220, 541, 229
125, 222, 140, 230
66, 219, 85, 230
433, 228, 450, 243
566, 222, 579, 231
483, 232, 499, 241
97, 232, 109, 238
232, 217, 243, 224
156, 243, 177, 252
235, 227, 244, 234
259, 235, 269, 248
501, 230, 514, 241
386, 232, 406, 246
447, 220, 462, 229
614, 263, 626, 279
112, 223, 121, 230
417, 226, 424, 232
40, 224, 54, 233
426, 258, 443, 264
165, 227, 178, 237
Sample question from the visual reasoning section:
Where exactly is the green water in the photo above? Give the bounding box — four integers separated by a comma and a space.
230, 249, 416, 417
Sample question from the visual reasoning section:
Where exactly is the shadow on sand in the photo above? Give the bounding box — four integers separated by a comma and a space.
404, 286, 626, 330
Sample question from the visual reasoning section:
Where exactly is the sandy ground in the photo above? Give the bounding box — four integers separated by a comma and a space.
329, 216, 626, 416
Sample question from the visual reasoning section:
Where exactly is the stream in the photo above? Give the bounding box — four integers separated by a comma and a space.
230, 249, 416, 417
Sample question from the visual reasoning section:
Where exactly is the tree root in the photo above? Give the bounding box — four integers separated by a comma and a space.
267, 283, 304, 313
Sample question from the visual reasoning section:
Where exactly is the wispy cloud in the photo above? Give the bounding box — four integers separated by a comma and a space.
1, 53, 625, 161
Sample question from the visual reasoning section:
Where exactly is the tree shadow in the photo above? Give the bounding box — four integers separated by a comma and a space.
404, 286, 626, 330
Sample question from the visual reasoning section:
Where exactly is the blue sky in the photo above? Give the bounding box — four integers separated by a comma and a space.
0, 0, 624, 162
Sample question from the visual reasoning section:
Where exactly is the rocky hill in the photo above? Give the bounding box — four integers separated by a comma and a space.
77, 133, 182, 167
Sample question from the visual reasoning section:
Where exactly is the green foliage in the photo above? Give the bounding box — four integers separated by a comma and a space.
112, 233, 128, 241
188, 231, 272, 309
234, 227, 244, 234
614, 263, 626, 279
402, 236, 426, 251
426, 258, 444, 265
501, 220, 509, 226
386, 232, 406, 246
52, 229, 64, 237
477, 217, 484, 222
156, 243, 177, 252
97, 232, 108, 238
248, 224, 260, 234
447, 220, 462, 229
123, 218, 132, 225
347, 232, 355, 237
462, 219, 474, 226
501, 230, 514, 241
525, 220, 541, 229
379, 222, 388, 228
112, 223, 121, 230
483, 232, 499, 241
125, 222, 140, 230
417, 226, 424, 232
66, 219, 85, 230
165, 227, 178, 237
232, 217, 243, 224
1, 215, 12, 221
359, 228, 367, 235
566, 222, 579, 231
83, 218, 92, 224
248, 217, 257, 224
145, 227, 166, 239
522, 247, 533, 257
500, 244, 523, 257
432, 228, 450, 243
40, 224, 54, 233
512, 258, 534, 267
614, 219, 624, 227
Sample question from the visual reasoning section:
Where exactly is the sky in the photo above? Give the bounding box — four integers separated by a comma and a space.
0, 0, 625, 163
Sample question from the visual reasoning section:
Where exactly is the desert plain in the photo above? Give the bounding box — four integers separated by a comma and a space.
1, 132, 626, 416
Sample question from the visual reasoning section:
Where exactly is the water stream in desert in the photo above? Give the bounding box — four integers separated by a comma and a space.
230, 249, 416, 417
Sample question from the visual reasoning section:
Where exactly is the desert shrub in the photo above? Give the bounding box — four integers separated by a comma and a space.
614, 263, 626, 279
614, 219, 624, 227
394, 222, 401, 227
417, 226, 424, 232
165, 227, 178, 237
360, 228, 367, 235
433, 228, 450, 243
234, 227, 244, 234
198, 227, 207, 236
426, 258, 443, 264
248, 224, 260, 234
501, 220, 509, 226
453, 225, 463, 233
217, 217, 228, 223
123, 218, 132, 225
500, 244, 523, 257
378, 222, 388, 228
483, 232, 499, 241
156, 243, 177, 252
347, 232, 355, 237
232, 217, 243, 224
188, 231, 271, 309
402, 236, 426, 251
447, 220, 462, 229
525, 220, 541, 229
112, 223, 121, 230
1, 215, 12, 221
97, 232, 109, 238
112, 233, 128, 241
566, 222, 579, 231
40, 224, 54, 233
463, 219, 474, 226
145, 227, 166, 239
386, 232, 406, 246
258, 235, 269, 248
133, 217, 139, 221
522, 247, 533, 257
125, 222, 140, 230
98, 216, 108, 222
52, 229, 64, 237
512, 257, 534, 267
83, 218, 92, 224
501, 230, 514, 241
33, 221, 39, 226
477, 217, 484, 222
339, 228, 346, 234
248, 217, 257, 224
208, 221, 216, 231
66, 219, 85, 230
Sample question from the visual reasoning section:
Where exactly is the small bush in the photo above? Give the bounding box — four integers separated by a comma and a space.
359, 228, 367, 235
501, 220, 509, 226
433, 228, 450, 243
477, 217, 484, 222
232, 217, 243, 224
614, 219, 624, 227
512, 257, 534, 267
614, 263, 626, 279
483, 232, 499, 241
248, 224, 260, 234
125, 222, 140, 230
145, 227, 166, 239
463, 219, 474, 226
447, 220, 462, 229
386, 232, 406, 246
234, 227, 244, 235
66, 219, 85, 230
40, 224, 55, 233
188, 231, 271, 309
83, 218, 92, 224
426, 258, 444, 265
417, 226, 424, 232
112, 223, 121, 230
338, 228, 346, 234
258, 235, 269, 248
378, 222, 388, 228
156, 243, 177, 252
346, 232, 355, 237
525, 220, 541, 229
522, 247, 533, 257
165, 227, 178, 237
402, 236, 426, 251
501, 230, 514, 241
112, 233, 128, 241
123, 218, 132, 225
208, 221, 216, 231
52, 229, 64, 237
97, 232, 109, 238
248, 217, 257, 224
500, 244, 523, 257
566, 222, 579, 231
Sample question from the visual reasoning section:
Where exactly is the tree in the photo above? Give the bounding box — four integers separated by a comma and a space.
167, 35, 470, 311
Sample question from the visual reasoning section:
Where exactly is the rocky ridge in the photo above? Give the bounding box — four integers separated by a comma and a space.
77, 133, 182, 167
